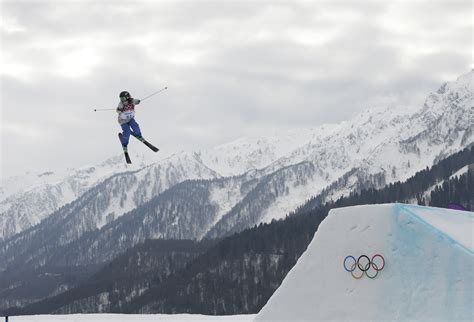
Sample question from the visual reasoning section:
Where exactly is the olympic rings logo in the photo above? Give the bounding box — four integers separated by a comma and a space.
343, 254, 385, 279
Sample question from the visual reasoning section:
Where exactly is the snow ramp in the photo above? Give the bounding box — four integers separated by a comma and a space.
255, 204, 473, 321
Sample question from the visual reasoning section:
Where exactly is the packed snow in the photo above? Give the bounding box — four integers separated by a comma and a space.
3, 314, 255, 322
400, 204, 473, 251
255, 204, 473, 321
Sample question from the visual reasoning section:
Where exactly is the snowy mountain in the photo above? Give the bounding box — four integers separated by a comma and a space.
2, 148, 471, 314
195, 126, 338, 177
0, 71, 472, 273
0, 153, 221, 269
0, 153, 154, 241
0, 129, 323, 241
254, 70, 473, 214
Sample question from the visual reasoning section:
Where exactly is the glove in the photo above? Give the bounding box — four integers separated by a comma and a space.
136, 99, 141, 104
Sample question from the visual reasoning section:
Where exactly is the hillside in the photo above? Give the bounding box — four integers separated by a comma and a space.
6, 146, 471, 315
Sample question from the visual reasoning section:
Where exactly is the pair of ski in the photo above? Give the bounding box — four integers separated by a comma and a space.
119, 132, 158, 164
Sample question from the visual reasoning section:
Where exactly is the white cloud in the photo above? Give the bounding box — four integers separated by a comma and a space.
0, 0, 472, 177
0, 16, 26, 33
56, 46, 102, 78
2, 122, 47, 142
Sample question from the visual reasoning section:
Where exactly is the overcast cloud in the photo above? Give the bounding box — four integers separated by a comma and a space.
1, 0, 472, 178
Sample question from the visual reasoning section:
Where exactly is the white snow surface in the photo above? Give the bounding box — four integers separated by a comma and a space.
255, 204, 474, 321
0, 153, 153, 239
259, 169, 330, 223
7, 314, 255, 322
402, 204, 473, 251
196, 126, 338, 177
0, 153, 152, 202
450, 165, 470, 179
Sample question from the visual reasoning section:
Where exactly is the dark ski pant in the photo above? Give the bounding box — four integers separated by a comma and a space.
120, 118, 142, 146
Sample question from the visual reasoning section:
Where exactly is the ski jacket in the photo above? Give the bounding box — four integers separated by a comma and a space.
117, 98, 140, 124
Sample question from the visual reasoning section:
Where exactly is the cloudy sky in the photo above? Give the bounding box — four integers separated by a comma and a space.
1, 0, 472, 178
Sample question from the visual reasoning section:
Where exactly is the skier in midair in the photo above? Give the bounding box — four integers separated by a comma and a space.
117, 91, 158, 164
117, 91, 142, 147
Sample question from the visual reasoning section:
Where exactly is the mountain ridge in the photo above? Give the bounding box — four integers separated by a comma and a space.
0, 70, 472, 274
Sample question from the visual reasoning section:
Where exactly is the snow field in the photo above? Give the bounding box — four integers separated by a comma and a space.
5, 314, 256, 322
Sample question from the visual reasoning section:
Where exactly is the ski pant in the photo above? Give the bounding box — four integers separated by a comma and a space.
120, 118, 142, 146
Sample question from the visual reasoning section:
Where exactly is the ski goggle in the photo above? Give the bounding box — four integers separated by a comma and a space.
120, 96, 129, 102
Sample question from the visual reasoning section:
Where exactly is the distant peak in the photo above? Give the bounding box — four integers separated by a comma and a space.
450, 70, 473, 89
38, 171, 54, 177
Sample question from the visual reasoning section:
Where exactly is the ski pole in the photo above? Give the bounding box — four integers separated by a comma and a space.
140, 86, 168, 101
92, 87, 167, 112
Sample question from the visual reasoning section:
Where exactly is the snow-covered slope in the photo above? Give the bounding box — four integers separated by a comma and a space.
10, 313, 256, 321
0, 153, 152, 240
0, 153, 221, 270
255, 204, 473, 321
196, 126, 338, 177
417, 163, 473, 205
0, 153, 154, 202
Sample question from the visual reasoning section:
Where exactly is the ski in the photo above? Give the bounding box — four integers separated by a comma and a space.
131, 132, 159, 152
118, 133, 132, 164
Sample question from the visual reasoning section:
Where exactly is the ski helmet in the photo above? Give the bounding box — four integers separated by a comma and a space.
119, 91, 131, 102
